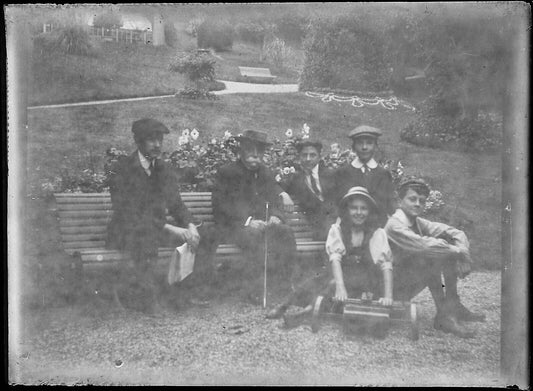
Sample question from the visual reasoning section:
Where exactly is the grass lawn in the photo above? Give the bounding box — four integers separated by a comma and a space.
30, 34, 300, 106
26, 92, 501, 271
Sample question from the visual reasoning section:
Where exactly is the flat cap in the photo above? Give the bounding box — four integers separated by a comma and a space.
132, 118, 170, 139
348, 125, 383, 140
398, 177, 430, 194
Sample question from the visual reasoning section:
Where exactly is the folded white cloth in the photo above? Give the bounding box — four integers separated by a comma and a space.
168, 243, 196, 285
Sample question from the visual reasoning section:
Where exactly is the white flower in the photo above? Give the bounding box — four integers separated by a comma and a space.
224, 130, 233, 140
330, 143, 340, 153
178, 135, 190, 146
302, 134, 310, 139
210, 138, 217, 144
398, 161, 404, 169
283, 167, 290, 175
285, 129, 293, 138
397, 168, 404, 176
182, 129, 190, 137
275, 174, 282, 182
191, 128, 199, 140
302, 123, 310, 134
289, 166, 296, 174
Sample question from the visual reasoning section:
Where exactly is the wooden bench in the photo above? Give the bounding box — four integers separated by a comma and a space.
53, 192, 325, 277
238, 66, 277, 84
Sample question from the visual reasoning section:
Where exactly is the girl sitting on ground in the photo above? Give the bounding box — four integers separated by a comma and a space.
266, 186, 394, 329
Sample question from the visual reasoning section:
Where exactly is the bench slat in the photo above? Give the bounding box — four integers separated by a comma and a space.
60, 226, 108, 235
59, 210, 113, 219
62, 233, 107, 242
55, 203, 113, 211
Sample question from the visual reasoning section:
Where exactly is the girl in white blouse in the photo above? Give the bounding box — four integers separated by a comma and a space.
327, 186, 393, 305
266, 186, 393, 327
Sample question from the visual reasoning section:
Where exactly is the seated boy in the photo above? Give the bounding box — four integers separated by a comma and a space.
385, 177, 485, 339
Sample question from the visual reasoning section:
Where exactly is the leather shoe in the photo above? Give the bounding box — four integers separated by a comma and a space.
266, 303, 288, 319
283, 308, 311, 329
454, 302, 486, 322
434, 314, 475, 338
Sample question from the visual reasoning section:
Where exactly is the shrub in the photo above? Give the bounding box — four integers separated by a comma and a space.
164, 23, 179, 48
185, 16, 205, 37
273, 14, 309, 45
300, 15, 390, 93
169, 51, 217, 93
197, 20, 234, 52
92, 12, 123, 29
400, 99, 503, 152
36, 26, 96, 56
263, 37, 298, 72
235, 22, 266, 45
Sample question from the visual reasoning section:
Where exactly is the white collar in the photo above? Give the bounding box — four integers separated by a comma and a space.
137, 150, 152, 171
351, 157, 378, 169
392, 208, 417, 228
310, 163, 320, 178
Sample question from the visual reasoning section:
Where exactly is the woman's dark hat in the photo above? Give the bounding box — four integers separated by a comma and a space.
398, 177, 430, 194
295, 139, 323, 152
348, 125, 383, 140
132, 118, 170, 139
340, 186, 378, 209
235, 130, 272, 146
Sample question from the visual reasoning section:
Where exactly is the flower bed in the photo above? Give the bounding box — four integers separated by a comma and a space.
39, 124, 445, 216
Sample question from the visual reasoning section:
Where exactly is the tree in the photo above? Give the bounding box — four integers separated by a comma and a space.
93, 12, 123, 29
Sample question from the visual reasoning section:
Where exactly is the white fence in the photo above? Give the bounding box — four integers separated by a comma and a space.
42, 24, 153, 45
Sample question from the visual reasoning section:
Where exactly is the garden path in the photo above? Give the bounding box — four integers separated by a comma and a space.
27, 81, 299, 110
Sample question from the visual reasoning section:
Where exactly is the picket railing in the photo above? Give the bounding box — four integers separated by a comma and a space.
41, 24, 153, 45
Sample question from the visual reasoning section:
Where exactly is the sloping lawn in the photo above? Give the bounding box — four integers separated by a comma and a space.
26, 92, 501, 270
30, 37, 300, 106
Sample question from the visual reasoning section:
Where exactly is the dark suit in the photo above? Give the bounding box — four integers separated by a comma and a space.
106, 151, 193, 261
333, 164, 396, 227
283, 162, 336, 241
212, 160, 298, 285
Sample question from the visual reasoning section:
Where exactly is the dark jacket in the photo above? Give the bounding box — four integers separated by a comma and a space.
106, 151, 193, 257
283, 162, 337, 239
333, 164, 396, 227
212, 159, 285, 233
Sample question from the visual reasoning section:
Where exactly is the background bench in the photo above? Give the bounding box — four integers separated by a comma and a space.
53, 192, 325, 276
238, 66, 277, 84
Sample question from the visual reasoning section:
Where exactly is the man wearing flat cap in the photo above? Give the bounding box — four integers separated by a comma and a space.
212, 130, 298, 304
333, 125, 395, 227
280, 139, 336, 241
107, 118, 210, 313
385, 177, 485, 338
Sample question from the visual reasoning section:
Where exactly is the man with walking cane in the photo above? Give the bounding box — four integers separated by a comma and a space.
212, 130, 299, 305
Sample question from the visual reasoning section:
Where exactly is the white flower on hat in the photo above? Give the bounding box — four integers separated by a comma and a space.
285, 129, 293, 138
283, 167, 290, 175
289, 166, 296, 174
275, 174, 282, 182
191, 128, 199, 140
182, 129, 190, 137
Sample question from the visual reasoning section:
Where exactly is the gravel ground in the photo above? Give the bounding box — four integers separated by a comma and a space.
11, 271, 502, 386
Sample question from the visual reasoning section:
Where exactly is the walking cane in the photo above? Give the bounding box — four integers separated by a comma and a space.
263, 202, 269, 308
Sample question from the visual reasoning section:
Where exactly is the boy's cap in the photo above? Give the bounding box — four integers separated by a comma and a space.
295, 139, 323, 152
340, 186, 378, 209
235, 130, 272, 146
132, 118, 170, 139
348, 125, 383, 140
399, 177, 430, 194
